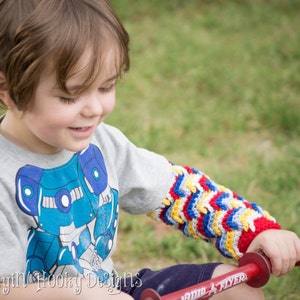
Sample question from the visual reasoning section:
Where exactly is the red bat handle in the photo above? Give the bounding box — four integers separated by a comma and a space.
140, 252, 299, 300
238, 251, 300, 287
237, 251, 271, 287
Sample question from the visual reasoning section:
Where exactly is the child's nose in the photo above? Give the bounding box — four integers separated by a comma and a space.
81, 94, 103, 118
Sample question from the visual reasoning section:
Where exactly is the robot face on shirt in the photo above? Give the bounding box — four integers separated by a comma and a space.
15, 144, 119, 280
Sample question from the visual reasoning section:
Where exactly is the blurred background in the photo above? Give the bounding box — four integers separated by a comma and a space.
107, 1, 300, 299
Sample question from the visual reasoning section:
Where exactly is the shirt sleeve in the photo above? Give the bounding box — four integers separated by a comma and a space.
94, 123, 173, 215
148, 163, 281, 260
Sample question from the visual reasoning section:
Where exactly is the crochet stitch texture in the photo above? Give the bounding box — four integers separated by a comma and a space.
148, 164, 281, 260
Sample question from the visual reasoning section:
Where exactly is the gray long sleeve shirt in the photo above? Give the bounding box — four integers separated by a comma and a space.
0, 122, 172, 284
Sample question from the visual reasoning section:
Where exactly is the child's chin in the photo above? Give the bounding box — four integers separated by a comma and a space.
67, 143, 91, 153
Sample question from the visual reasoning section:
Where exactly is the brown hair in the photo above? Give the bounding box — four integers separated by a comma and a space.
0, 0, 130, 110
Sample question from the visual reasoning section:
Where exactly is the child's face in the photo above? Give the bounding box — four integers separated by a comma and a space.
10, 52, 117, 154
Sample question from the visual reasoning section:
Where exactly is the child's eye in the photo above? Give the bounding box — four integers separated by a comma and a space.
99, 83, 115, 93
60, 97, 77, 104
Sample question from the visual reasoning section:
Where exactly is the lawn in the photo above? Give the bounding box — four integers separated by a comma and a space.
108, 1, 300, 299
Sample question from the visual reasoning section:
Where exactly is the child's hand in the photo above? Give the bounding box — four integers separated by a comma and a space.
246, 229, 300, 277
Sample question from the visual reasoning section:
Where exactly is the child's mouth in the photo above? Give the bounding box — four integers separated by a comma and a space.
70, 125, 93, 131
69, 126, 94, 136
73, 127, 89, 131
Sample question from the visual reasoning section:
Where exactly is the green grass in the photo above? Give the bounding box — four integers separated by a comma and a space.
108, 1, 300, 299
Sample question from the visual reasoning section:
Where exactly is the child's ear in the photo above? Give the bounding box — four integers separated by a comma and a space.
0, 72, 15, 108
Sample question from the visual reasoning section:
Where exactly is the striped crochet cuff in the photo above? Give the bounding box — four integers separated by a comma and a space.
148, 163, 281, 259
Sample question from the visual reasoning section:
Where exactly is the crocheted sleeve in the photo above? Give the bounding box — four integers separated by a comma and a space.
148, 163, 281, 260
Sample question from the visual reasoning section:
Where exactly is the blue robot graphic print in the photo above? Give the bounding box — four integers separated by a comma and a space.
15, 144, 118, 283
